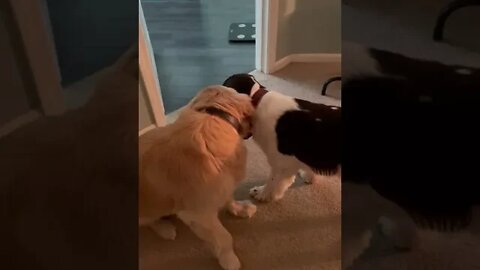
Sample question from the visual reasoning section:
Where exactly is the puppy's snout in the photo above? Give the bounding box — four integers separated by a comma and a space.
243, 132, 253, 140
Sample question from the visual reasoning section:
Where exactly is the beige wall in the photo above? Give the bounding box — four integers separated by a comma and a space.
276, 0, 341, 60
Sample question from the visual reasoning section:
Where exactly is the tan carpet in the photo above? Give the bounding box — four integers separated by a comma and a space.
140, 62, 342, 270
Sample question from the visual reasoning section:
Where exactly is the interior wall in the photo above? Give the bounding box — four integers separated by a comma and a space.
276, 0, 341, 60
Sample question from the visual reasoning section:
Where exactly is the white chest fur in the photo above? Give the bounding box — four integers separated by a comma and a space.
252, 91, 299, 155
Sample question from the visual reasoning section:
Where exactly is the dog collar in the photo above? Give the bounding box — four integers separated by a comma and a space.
251, 88, 268, 107
198, 106, 242, 134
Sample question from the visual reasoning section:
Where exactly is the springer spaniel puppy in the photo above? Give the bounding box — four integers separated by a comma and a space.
342, 43, 480, 268
223, 74, 341, 202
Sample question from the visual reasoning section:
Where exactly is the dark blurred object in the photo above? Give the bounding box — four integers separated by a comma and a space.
0, 0, 138, 269
433, 0, 480, 41
321, 76, 341, 96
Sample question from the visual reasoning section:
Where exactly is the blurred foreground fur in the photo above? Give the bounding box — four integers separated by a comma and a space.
0, 46, 138, 270
342, 42, 480, 269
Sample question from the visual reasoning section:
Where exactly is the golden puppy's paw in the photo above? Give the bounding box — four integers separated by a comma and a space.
228, 200, 257, 218
150, 220, 177, 240
218, 250, 241, 270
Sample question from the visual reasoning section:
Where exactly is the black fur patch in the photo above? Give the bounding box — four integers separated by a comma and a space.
223, 73, 256, 95
344, 48, 480, 231
276, 99, 341, 175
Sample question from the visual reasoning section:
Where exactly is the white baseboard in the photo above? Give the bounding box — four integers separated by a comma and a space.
0, 110, 41, 138
268, 53, 341, 74
270, 56, 291, 74
139, 124, 156, 136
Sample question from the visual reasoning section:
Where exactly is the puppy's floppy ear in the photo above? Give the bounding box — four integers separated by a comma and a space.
240, 116, 253, 140
188, 86, 222, 108
223, 74, 256, 95
232, 91, 254, 116
235, 93, 255, 138
85, 44, 138, 110
249, 74, 265, 89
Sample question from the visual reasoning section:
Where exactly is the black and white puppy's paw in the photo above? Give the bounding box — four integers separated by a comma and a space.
249, 185, 285, 202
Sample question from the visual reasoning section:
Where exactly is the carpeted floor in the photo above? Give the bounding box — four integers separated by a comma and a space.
139, 62, 342, 270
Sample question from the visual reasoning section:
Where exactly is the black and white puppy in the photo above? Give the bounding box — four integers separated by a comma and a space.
223, 74, 341, 202
342, 43, 480, 268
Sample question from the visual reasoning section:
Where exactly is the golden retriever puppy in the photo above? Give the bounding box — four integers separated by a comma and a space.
139, 85, 256, 270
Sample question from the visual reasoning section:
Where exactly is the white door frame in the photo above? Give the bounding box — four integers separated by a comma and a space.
139, 1, 166, 134
255, 0, 279, 74
0, 0, 65, 138
8, 0, 65, 115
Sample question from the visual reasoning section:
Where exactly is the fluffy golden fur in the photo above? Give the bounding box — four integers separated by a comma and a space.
139, 86, 256, 270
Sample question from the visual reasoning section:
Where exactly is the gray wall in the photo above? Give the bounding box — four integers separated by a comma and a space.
46, 0, 137, 86
276, 0, 341, 60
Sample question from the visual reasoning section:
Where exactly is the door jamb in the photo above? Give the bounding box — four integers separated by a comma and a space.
255, 0, 278, 74
7, 0, 65, 115
139, 2, 166, 129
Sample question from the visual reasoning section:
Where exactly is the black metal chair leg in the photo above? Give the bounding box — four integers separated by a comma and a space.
322, 76, 341, 96
433, 0, 480, 41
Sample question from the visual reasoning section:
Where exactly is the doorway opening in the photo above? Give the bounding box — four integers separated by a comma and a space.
141, 0, 258, 114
